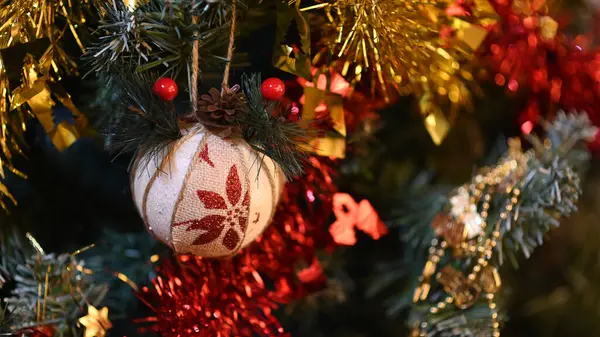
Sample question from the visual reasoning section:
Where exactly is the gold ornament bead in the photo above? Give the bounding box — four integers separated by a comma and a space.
437, 266, 481, 309
413, 282, 431, 302
423, 260, 437, 277
431, 213, 466, 247
539, 16, 558, 40
480, 266, 502, 293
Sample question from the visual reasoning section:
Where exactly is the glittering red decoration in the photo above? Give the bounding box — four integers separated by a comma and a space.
173, 165, 250, 250
328, 193, 387, 246
16, 325, 56, 337
198, 143, 215, 168
481, 0, 600, 143
136, 157, 338, 337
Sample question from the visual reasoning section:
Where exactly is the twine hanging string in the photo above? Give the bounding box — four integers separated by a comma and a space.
191, 11, 199, 115
221, 0, 237, 89
190, 0, 238, 116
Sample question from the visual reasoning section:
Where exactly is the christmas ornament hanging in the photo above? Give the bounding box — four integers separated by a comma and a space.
131, 126, 285, 258
261, 77, 286, 100
107, 0, 308, 258
136, 157, 341, 337
153, 78, 179, 101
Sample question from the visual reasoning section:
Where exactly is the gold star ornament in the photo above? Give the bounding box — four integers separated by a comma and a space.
78, 305, 112, 337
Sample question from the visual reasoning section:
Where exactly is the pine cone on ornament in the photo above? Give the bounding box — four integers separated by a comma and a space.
197, 85, 248, 132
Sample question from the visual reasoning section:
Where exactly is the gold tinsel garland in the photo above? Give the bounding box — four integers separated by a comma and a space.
302, 0, 497, 144
0, 0, 97, 211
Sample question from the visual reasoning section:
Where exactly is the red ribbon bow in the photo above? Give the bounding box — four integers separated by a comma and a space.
328, 193, 387, 245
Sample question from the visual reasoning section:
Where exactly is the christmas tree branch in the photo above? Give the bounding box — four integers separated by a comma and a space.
369, 112, 597, 336
240, 73, 312, 180
85, 0, 238, 84
0, 229, 107, 337
99, 71, 182, 165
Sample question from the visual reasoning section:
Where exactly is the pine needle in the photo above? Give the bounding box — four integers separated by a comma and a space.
239, 73, 313, 180
84, 0, 233, 81
101, 71, 182, 167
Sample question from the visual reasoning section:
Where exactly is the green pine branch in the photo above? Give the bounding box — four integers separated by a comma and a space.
101, 71, 182, 163
240, 73, 313, 180
85, 0, 237, 84
369, 111, 597, 336
0, 229, 107, 337
82, 230, 159, 312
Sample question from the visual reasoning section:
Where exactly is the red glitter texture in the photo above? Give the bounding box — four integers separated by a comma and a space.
136, 157, 338, 337
481, 0, 600, 139
173, 165, 250, 250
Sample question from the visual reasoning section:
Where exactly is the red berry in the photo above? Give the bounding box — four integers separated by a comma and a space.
261, 77, 286, 100
153, 77, 179, 101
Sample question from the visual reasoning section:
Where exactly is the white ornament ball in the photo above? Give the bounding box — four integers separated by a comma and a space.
131, 127, 285, 257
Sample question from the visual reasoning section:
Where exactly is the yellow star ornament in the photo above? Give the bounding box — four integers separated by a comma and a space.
78, 305, 112, 337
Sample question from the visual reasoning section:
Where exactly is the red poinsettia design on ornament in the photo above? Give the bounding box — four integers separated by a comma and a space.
173, 165, 249, 250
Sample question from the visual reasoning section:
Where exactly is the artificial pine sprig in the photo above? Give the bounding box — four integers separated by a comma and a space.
240, 73, 312, 180
85, 0, 233, 83
102, 71, 182, 165
369, 111, 597, 336
0, 231, 107, 337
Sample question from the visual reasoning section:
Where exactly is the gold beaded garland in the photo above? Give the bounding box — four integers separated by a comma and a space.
412, 139, 531, 336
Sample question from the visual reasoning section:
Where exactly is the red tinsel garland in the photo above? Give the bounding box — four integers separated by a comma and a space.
482, 0, 600, 143
135, 157, 338, 337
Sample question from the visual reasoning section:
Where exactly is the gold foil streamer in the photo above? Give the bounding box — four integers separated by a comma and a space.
273, 2, 312, 79
11, 52, 90, 151
304, 0, 497, 144
0, 0, 97, 211
0, 0, 95, 76
421, 95, 451, 145
302, 86, 346, 158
